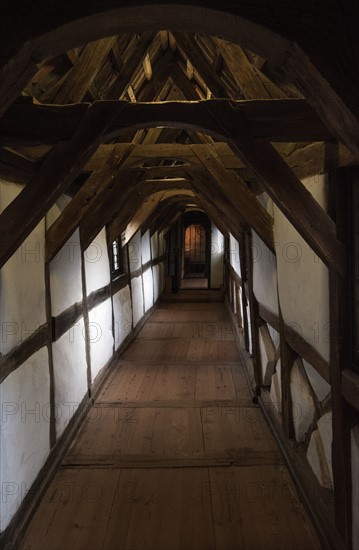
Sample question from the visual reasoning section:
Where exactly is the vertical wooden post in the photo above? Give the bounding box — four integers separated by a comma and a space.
80, 249, 92, 397
327, 154, 352, 548
278, 304, 296, 439
238, 235, 250, 352
44, 262, 56, 447
243, 230, 262, 391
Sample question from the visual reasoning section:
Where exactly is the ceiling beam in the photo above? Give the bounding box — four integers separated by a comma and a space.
0, 99, 333, 146
106, 32, 156, 99
0, 102, 124, 269
50, 37, 116, 103
191, 144, 274, 252
218, 110, 346, 276
172, 33, 230, 98
45, 143, 135, 262
212, 36, 287, 99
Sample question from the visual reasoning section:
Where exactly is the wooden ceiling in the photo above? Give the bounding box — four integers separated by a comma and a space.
0, 30, 356, 273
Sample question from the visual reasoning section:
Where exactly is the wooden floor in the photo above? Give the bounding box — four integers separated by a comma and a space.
19, 292, 321, 550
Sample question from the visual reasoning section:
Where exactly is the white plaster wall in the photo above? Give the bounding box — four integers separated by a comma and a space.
258, 324, 276, 386
273, 175, 330, 361
84, 228, 110, 295
252, 231, 279, 315
229, 233, 241, 276
153, 264, 161, 303
113, 285, 132, 350
49, 229, 82, 316
303, 359, 331, 402
88, 298, 114, 381
143, 268, 154, 312
0, 181, 46, 356
351, 425, 359, 550
257, 191, 274, 217
52, 318, 88, 437
129, 230, 142, 273
131, 276, 144, 327
46, 195, 71, 228
307, 411, 333, 489
290, 358, 316, 442
270, 359, 282, 414
151, 232, 159, 260
141, 229, 151, 265
0, 347, 50, 531
211, 224, 224, 289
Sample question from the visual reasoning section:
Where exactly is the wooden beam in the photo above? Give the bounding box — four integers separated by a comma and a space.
45, 143, 135, 262
79, 171, 143, 251
210, 106, 345, 276
0, 147, 36, 183
212, 37, 287, 100
107, 32, 156, 99
51, 37, 116, 103
0, 99, 333, 146
0, 102, 125, 268
191, 144, 274, 253
258, 303, 330, 384
85, 141, 356, 178
172, 33, 230, 98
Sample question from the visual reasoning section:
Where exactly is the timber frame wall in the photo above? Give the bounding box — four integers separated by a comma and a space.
224, 212, 359, 550
0, 221, 167, 549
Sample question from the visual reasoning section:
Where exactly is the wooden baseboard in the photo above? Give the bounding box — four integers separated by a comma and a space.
0, 293, 163, 550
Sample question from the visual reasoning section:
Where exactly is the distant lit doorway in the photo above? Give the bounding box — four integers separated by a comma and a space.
180, 213, 210, 290
184, 224, 206, 278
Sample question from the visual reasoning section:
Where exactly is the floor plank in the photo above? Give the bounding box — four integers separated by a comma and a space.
19, 292, 321, 550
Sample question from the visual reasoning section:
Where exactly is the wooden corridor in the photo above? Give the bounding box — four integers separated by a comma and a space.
19, 293, 321, 550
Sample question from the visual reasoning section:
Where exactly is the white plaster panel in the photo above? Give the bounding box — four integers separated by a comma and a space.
52, 317, 88, 437
128, 230, 142, 273
131, 276, 144, 327
88, 298, 114, 381
46, 195, 71, 228
252, 231, 279, 315
49, 229, 82, 316
307, 430, 330, 489
303, 359, 331, 402
307, 411, 333, 490
211, 224, 224, 289
229, 233, 241, 276
268, 325, 281, 350
273, 175, 329, 362
141, 229, 151, 265
151, 232, 159, 260
0, 181, 46, 356
317, 411, 333, 484
0, 347, 50, 531
84, 228, 110, 295
258, 324, 276, 386
291, 358, 316, 442
113, 285, 132, 350
257, 192, 274, 216
269, 359, 282, 414
153, 264, 160, 304
143, 268, 154, 312
351, 425, 359, 550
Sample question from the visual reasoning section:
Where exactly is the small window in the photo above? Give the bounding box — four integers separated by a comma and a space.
111, 237, 127, 278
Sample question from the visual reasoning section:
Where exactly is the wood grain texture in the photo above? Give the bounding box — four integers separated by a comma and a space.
19, 294, 320, 550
